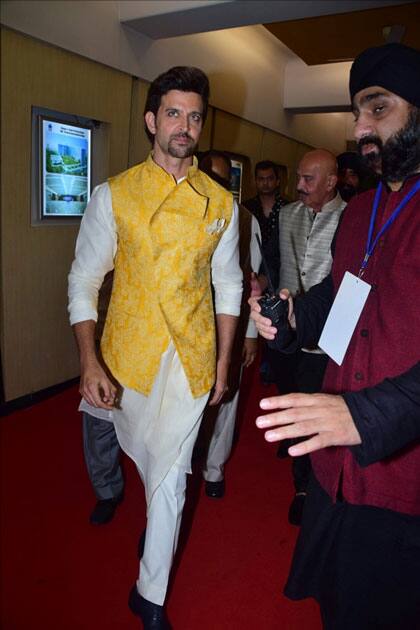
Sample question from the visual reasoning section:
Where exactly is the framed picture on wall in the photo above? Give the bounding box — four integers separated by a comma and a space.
229, 158, 243, 204
40, 116, 91, 217
31, 106, 101, 226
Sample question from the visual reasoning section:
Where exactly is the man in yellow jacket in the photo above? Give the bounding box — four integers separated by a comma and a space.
68, 66, 242, 629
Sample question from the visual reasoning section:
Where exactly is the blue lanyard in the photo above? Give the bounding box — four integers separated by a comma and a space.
358, 179, 420, 277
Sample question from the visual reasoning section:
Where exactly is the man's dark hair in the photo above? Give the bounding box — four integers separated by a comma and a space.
255, 160, 279, 177
144, 66, 210, 143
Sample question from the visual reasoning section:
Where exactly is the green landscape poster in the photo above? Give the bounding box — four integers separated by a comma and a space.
42, 119, 91, 216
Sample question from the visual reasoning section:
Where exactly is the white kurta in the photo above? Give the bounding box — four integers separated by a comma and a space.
278, 192, 345, 354
204, 214, 262, 481
68, 183, 242, 325
70, 181, 242, 497
113, 342, 209, 502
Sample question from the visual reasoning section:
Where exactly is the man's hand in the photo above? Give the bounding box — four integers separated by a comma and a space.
249, 289, 293, 340
208, 359, 229, 406
79, 359, 117, 409
210, 313, 238, 406
242, 337, 258, 367
256, 392, 361, 455
73, 320, 116, 410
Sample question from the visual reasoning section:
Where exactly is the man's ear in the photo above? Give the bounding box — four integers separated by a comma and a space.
328, 174, 338, 191
144, 111, 156, 136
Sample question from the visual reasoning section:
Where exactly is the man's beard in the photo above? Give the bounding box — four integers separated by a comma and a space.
167, 133, 196, 158
338, 184, 358, 202
358, 108, 420, 183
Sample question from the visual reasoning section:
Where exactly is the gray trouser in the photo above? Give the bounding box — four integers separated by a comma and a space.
82, 412, 124, 500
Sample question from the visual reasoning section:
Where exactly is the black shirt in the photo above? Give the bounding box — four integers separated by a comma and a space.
243, 192, 287, 290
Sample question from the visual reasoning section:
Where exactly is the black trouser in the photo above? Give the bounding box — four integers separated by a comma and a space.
285, 476, 420, 629
271, 350, 328, 493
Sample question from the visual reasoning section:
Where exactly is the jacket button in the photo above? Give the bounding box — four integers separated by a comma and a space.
301, 271, 306, 276
355, 372, 364, 381
361, 329, 369, 337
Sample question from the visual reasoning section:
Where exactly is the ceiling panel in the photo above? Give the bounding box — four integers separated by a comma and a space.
264, 2, 420, 65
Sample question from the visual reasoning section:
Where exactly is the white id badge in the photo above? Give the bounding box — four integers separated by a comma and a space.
318, 271, 371, 365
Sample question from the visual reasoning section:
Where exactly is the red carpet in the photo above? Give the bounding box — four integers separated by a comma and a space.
0, 360, 322, 629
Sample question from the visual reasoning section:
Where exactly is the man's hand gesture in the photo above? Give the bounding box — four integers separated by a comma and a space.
256, 392, 361, 455
80, 359, 117, 409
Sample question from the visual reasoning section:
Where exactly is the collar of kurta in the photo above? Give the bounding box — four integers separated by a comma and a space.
302, 191, 345, 215
146, 152, 213, 200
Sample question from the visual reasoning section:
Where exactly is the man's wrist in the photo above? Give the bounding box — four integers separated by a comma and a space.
216, 358, 231, 381
80, 352, 99, 369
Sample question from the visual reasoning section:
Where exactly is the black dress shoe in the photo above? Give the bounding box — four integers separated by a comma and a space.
128, 585, 171, 629
205, 480, 225, 498
137, 528, 146, 560
288, 492, 306, 526
89, 495, 123, 525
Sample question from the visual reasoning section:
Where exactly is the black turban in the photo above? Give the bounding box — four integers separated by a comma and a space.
337, 152, 363, 176
349, 43, 420, 107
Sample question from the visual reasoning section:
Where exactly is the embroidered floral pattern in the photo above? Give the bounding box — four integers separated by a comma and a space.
101, 155, 233, 398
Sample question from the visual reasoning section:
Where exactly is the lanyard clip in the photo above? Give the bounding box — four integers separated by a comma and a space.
358, 253, 369, 278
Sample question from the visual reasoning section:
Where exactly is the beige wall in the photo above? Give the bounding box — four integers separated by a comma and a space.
1, 2, 349, 154
1, 28, 313, 401
212, 109, 313, 200
128, 78, 151, 168
1, 28, 133, 400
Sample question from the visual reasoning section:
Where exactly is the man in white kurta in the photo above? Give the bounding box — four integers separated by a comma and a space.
196, 150, 261, 497
68, 67, 242, 628
203, 211, 262, 493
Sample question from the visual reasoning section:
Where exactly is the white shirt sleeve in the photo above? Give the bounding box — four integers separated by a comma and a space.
245, 216, 262, 338
68, 183, 116, 325
211, 199, 243, 316
250, 215, 262, 274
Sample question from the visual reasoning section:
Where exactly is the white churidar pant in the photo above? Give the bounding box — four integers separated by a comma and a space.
112, 342, 209, 605
203, 364, 244, 482
203, 388, 239, 482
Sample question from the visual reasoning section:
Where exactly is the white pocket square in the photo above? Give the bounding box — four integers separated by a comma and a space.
206, 218, 226, 235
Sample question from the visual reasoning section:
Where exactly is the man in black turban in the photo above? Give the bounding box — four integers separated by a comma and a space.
250, 42, 420, 630
336, 151, 363, 201
349, 42, 420, 110
350, 42, 420, 183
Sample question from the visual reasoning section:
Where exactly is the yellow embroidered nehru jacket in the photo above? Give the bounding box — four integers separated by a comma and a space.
101, 154, 234, 398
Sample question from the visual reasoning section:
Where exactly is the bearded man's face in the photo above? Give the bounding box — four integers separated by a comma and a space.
353, 87, 420, 182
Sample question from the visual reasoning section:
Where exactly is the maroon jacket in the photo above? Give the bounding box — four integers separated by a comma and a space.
311, 174, 420, 516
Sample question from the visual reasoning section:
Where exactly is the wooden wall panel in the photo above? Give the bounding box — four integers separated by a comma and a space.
128, 78, 151, 167
212, 110, 264, 201
197, 106, 213, 153
1, 28, 132, 401
212, 109, 314, 201
260, 130, 300, 199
